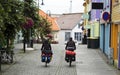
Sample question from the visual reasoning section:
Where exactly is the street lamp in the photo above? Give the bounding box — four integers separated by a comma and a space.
46, 10, 51, 16
41, 0, 44, 5
45, 10, 52, 38
30, 0, 45, 48
38, 0, 44, 9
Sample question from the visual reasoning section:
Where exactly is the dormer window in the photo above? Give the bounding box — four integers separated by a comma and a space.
113, 0, 119, 7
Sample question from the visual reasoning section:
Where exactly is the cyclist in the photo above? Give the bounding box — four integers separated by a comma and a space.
65, 37, 76, 61
65, 37, 76, 51
41, 38, 53, 62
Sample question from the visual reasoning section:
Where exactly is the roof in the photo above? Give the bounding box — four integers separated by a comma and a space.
56, 13, 83, 30
38, 10, 60, 31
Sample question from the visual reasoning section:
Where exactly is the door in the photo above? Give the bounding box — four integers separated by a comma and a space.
118, 32, 120, 69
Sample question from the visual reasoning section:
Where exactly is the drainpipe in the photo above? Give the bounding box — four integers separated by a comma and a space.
109, 0, 112, 47
108, 0, 114, 65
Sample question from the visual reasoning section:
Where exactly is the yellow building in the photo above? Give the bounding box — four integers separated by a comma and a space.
83, 0, 91, 36
111, 0, 120, 69
83, 0, 100, 48
83, 0, 88, 34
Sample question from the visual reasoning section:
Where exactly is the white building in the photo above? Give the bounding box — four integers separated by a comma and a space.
57, 13, 84, 45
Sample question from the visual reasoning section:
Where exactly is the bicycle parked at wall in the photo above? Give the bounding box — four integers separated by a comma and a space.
0, 48, 14, 64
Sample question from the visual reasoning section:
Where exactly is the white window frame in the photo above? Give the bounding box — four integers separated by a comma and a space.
74, 32, 82, 41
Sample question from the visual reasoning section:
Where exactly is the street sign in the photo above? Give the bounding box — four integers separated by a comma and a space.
102, 12, 110, 21
92, 2, 103, 9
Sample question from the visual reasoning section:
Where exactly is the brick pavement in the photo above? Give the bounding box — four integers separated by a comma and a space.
1, 44, 77, 75
76, 45, 120, 75
0, 43, 120, 75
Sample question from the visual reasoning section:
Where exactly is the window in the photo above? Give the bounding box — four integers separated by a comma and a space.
92, 2, 103, 9
74, 32, 82, 41
65, 32, 71, 41
115, 0, 118, 2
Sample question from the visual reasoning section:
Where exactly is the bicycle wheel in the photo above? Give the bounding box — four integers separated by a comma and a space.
69, 56, 72, 67
45, 61, 47, 67
45, 57, 48, 67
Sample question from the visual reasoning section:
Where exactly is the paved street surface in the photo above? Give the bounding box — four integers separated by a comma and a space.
1, 43, 120, 75
76, 45, 120, 75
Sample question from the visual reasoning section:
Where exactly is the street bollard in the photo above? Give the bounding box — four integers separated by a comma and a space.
108, 48, 114, 65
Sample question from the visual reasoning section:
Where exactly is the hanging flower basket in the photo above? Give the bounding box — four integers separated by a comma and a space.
23, 17, 34, 29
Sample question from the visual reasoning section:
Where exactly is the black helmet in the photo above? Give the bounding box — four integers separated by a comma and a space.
69, 37, 72, 41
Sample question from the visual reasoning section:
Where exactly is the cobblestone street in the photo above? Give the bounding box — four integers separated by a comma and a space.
1, 44, 120, 75
1, 44, 76, 75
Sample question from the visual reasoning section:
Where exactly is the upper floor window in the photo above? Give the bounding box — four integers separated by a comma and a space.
115, 0, 119, 2
113, 0, 119, 7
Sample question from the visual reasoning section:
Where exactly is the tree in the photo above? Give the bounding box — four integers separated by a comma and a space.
0, 0, 25, 50
22, 0, 41, 52
35, 16, 52, 42
0, 2, 6, 48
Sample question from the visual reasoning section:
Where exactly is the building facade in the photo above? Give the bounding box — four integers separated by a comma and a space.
111, 0, 120, 69
57, 13, 83, 45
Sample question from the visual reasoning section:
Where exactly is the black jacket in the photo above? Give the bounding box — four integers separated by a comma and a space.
41, 40, 53, 54
65, 40, 76, 50
41, 40, 51, 51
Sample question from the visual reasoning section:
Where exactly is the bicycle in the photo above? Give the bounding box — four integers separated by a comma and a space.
1, 49, 14, 64
65, 50, 76, 67
41, 53, 52, 67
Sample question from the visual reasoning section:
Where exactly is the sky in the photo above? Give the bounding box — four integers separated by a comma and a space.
37, 0, 84, 14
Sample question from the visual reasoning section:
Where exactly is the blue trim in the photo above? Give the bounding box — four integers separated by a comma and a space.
100, 23, 110, 56
104, 24, 110, 55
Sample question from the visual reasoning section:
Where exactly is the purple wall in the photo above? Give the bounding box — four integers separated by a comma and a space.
91, 0, 104, 21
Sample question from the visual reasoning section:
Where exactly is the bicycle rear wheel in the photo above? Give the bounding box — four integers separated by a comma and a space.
45, 57, 48, 67
69, 57, 72, 67
45, 61, 47, 67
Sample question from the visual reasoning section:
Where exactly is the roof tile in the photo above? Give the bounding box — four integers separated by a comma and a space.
57, 13, 83, 30
38, 10, 60, 31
